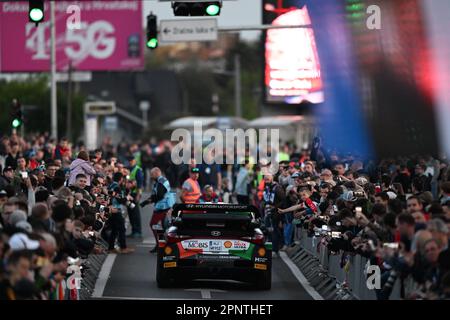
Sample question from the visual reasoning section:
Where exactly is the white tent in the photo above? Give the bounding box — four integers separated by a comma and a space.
165, 116, 249, 131
248, 115, 316, 148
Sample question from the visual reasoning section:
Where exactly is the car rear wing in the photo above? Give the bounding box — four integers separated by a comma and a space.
172, 203, 260, 218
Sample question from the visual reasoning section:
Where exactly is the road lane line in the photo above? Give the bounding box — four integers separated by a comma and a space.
99, 296, 198, 300
202, 290, 211, 299
185, 288, 226, 299
279, 252, 324, 300
92, 254, 117, 298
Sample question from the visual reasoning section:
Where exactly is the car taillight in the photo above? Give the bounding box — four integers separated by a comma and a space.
166, 232, 179, 243
251, 233, 265, 245
241, 230, 265, 245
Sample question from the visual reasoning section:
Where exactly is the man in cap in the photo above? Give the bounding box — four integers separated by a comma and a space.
320, 169, 336, 187
342, 190, 358, 210
8, 233, 40, 251
181, 167, 201, 204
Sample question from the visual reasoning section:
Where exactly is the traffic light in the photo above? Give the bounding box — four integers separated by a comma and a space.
146, 14, 158, 49
29, 0, 44, 24
172, 1, 222, 16
11, 99, 23, 129
205, 2, 221, 16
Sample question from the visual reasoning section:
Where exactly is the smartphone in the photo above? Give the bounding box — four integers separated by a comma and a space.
99, 205, 105, 213
331, 231, 342, 238
355, 207, 362, 215
21, 171, 28, 179
88, 231, 95, 237
383, 243, 399, 250
321, 225, 329, 231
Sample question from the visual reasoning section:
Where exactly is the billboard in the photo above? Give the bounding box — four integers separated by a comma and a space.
263, 0, 323, 105
0, 1, 144, 72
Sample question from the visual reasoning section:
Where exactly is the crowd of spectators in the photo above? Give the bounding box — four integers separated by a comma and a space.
1, 131, 449, 300
0, 133, 148, 300
252, 138, 450, 300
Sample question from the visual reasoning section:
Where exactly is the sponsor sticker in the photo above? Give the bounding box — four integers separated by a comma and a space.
163, 256, 176, 261
181, 239, 250, 252
254, 257, 268, 263
254, 263, 267, 270
232, 240, 249, 249
209, 240, 222, 252
163, 261, 177, 268
183, 240, 209, 250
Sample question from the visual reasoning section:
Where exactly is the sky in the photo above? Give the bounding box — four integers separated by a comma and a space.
143, 0, 262, 41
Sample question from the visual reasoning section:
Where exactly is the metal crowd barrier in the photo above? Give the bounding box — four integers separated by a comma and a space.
78, 238, 109, 300
296, 230, 401, 300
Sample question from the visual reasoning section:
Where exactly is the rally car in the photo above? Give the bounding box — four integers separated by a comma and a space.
156, 203, 272, 290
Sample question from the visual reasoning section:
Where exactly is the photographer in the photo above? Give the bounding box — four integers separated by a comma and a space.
107, 172, 134, 254
127, 157, 143, 238
262, 173, 286, 257
140, 167, 174, 253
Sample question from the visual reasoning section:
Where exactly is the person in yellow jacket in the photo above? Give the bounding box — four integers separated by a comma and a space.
180, 167, 202, 204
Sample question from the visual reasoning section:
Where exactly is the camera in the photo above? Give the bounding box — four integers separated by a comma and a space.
353, 191, 366, 198
383, 242, 399, 250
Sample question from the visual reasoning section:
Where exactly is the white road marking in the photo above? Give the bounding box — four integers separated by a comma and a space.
185, 288, 226, 299
92, 254, 117, 298
279, 251, 324, 300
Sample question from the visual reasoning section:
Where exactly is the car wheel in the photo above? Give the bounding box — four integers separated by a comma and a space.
156, 260, 172, 288
255, 270, 272, 290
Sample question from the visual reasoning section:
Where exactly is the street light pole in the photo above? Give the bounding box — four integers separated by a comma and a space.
234, 54, 241, 118
50, 1, 58, 140
66, 61, 73, 141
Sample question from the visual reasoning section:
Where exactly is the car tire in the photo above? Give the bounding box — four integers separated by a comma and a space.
255, 270, 272, 290
156, 265, 172, 288
156, 259, 172, 288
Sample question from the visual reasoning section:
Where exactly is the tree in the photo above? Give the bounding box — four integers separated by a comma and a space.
0, 76, 85, 140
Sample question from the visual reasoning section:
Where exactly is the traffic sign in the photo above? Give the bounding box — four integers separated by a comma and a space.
160, 19, 218, 43
55, 72, 92, 82
85, 101, 116, 116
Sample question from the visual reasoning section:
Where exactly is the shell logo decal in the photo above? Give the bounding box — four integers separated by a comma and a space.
224, 241, 233, 249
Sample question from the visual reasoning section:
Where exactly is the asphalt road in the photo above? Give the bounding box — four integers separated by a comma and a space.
94, 200, 316, 300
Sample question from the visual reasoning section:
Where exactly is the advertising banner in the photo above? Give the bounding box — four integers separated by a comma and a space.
0, 1, 144, 72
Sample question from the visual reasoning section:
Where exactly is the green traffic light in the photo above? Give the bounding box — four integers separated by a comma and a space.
29, 8, 44, 22
12, 119, 22, 128
206, 4, 220, 16
147, 38, 158, 49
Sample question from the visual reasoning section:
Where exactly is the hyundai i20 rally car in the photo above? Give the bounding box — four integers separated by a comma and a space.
156, 203, 272, 290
